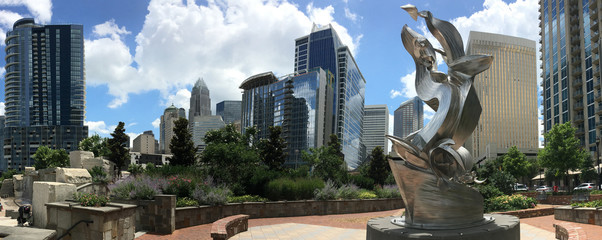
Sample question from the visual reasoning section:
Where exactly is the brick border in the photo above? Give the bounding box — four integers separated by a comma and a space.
554, 222, 587, 240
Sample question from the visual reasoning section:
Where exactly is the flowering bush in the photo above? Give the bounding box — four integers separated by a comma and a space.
163, 176, 196, 198
337, 184, 360, 199
192, 185, 232, 206
314, 180, 338, 200
358, 191, 378, 199
176, 197, 198, 207
374, 185, 401, 198
74, 192, 110, 207
486, 194, 537, 212
109, 175, 166, 200
571, 199, 602, 207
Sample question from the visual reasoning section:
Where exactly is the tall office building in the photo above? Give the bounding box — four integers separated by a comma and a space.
216, 100, 242, 124
132, 130, 158, 154
363, 105, 389, 157
241, 68, 335, 167
465, 31, 538, 161
190, 115, 225, 152
160, 104, 185, 154
294, 24, 366, 169
540, 0, 602, 151
3, 19, 88, 170
189, 78, 211, 122
394, 97, 423, 138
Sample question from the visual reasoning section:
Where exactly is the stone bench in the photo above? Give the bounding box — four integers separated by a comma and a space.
210, 214, 249, 240
554, 222, 587, 240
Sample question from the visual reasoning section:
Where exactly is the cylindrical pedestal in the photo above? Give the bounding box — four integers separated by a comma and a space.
366, 214, 519, 240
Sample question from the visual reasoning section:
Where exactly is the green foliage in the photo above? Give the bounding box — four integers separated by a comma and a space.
314, 180, 338, 200
192, 185, 232, 206
88, 166, 108, 183
78, 134, 110, 157
579, 157, 598, 182
169, 118, 197, 166
384, 173, 396, 185
303, 134, 348, 186
501, 146, 530, 180
127, 164, 144, 177
201, 125, 260, 195
358, 191, 378, 199
486, 194, 537, 212
287, 165, 310, 178
109, 175, 166, 200
489, 171, 516, 195
163, 176, 196, 198
227, 195, 268, 203
247, 166, 282, 196
74, 192, 110, 207
374, 185, 401, 198
591, 190, 602, 195
571, 199, 602, 207
538, 122, 589, 187
176, 197, 198, 207
348, 174, 375, 190
265, 177, 324, 200
0, 169, 18, 182
475, 184, 504, 200
144, 163, 156, 173
367, 146, 390, 186
33, 146, 69, 169
108, 122, 130, 177
337, 184, 360, 199
258, 126, 287, 170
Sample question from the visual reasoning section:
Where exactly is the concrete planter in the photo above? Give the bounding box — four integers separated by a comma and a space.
46, 201, 137, 240
554, 206, 602, 226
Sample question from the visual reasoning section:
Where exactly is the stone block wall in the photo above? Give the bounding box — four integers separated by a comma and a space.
46, 202, 137, 240
555, 206, 602, 226
33, 182, 77, 228
0, 179, 14, 197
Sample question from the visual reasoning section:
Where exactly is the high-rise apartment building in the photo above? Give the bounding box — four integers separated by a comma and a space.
132, 130, 158, 154
294, 24, 366, 169
465, 31, 539, 161
540, 0, 602, 151
3, 18, 88, 170
363, 105, 389, 157
189, 78, 211, 122
160, 104, 185, 154
241, 68, 335, 167
216, 100, 241, 124
190, 116, 225, 152
394, 97, 423, 138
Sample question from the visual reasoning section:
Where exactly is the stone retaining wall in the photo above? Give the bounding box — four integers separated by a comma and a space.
555, 206, 602, 225
519, 193, 602, 205
496, 207, 555, 218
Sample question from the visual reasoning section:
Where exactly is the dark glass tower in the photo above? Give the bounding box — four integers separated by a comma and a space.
189, 78, 211, 122
394, 97, 423, 138
3, 18, 88, 170
216, 100, 242, 124
294, 24, 366, 169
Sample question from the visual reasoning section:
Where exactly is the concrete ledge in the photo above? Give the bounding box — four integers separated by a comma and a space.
554, 222, 587, 240
210, 214, 249, 240
554, 206, 602, 225
0, 225, 57, 240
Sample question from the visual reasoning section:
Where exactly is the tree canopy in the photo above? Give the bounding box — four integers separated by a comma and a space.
501, 146, 530, 180
79, 134, 110, 158
169, 118, 197, 166
107, 122, 130, 178
303, 134, 347, 185
258, 126, 287, 170
33, 146, 69, 169
538, 122, 589, 187
367, 146, 390, 186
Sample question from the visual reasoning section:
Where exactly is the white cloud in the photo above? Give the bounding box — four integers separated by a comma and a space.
0, 0, 52, 24
85, 0, 361, 108
388, 113, 394, 135
0, 10, 24, 45
163, 89, 191, 114
152, 118, 161, 129
85, 120, 111, 135
344, 8, 357, 22
0, 102, 5, 115
126, 132, 141, 147
390, 71, 416, 99
423, 103, 435, 122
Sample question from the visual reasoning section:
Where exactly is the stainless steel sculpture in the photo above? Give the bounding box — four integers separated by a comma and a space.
387, 4, 494, 229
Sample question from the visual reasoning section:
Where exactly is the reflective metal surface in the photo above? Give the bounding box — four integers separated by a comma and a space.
387, 4, 493, 229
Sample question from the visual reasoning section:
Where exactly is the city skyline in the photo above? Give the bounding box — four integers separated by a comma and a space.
0, 0, 543, 146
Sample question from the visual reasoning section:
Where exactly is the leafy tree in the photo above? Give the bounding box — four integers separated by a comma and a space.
303, 134, 347, 185
78, 134, 110, 158
258, 126, 287, 170
501, 146, 530, 180
169, 118, 197, 166
579, 156, 598, 182
367, 146, 390, 186
538, 122, 589, 189
201, 125, 260, 194
88, 166, 108, 183
33, 146, 69, 169
127, 163, 144, 177
107, 122, 130, 179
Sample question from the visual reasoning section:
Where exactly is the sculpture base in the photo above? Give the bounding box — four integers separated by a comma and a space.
366, 214, 519, 240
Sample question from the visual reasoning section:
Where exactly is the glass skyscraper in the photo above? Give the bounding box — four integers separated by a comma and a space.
216, 100, 242, 124
363, 105, 389, 157
540, 0, 601, 151
394, 97, 423, 138
189, 78, 211, 121
3, 18, 88, 170
294, 24, 366, 169
240, 68, 335, 167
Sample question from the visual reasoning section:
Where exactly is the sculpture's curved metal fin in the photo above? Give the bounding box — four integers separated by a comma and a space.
401, 4, 418, 21
448, 55, 494, 78
422, 11, 465, 63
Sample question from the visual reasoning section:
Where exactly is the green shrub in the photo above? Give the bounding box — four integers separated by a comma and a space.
591, 190, 602, 195
571, 199, 602, 207
176, 197, 198, 207
109, 175, 166, 200
358, 190, 377, 199
337, 184, 360, 199
374, 185, 401, 198
314, 180, 338, 200
193, 186, 232, 206
486, 194, 537, 212
384, 173, 396, 185
348, 175, 375, 190
227, 195, 268, 203
74, 192, 110, 207
0, 169, 18, 182
265, 177, 324, 201
247, 166, 282, 196
127, 164, 144, 176
163, 176, 196, 198
88, 166, 108, 183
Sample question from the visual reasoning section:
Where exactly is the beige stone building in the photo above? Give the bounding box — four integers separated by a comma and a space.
160, 104, 186, 154
465, 31, 539, 161
132, 130, 158, 154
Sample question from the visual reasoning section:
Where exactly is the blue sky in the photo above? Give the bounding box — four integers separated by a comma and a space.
0, 0, 542, 145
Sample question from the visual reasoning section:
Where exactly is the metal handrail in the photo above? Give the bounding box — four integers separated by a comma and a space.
56, 220, 93, 240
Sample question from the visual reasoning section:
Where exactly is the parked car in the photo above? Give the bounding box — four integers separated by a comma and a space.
574, 183, 596, 191
536, 185, 552, 193
514, 183, 528, 191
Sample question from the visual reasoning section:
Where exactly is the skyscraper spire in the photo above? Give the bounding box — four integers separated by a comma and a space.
189, 78, 211, 122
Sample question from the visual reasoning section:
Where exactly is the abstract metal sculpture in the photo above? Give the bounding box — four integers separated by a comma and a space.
386, 4, 494, 229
